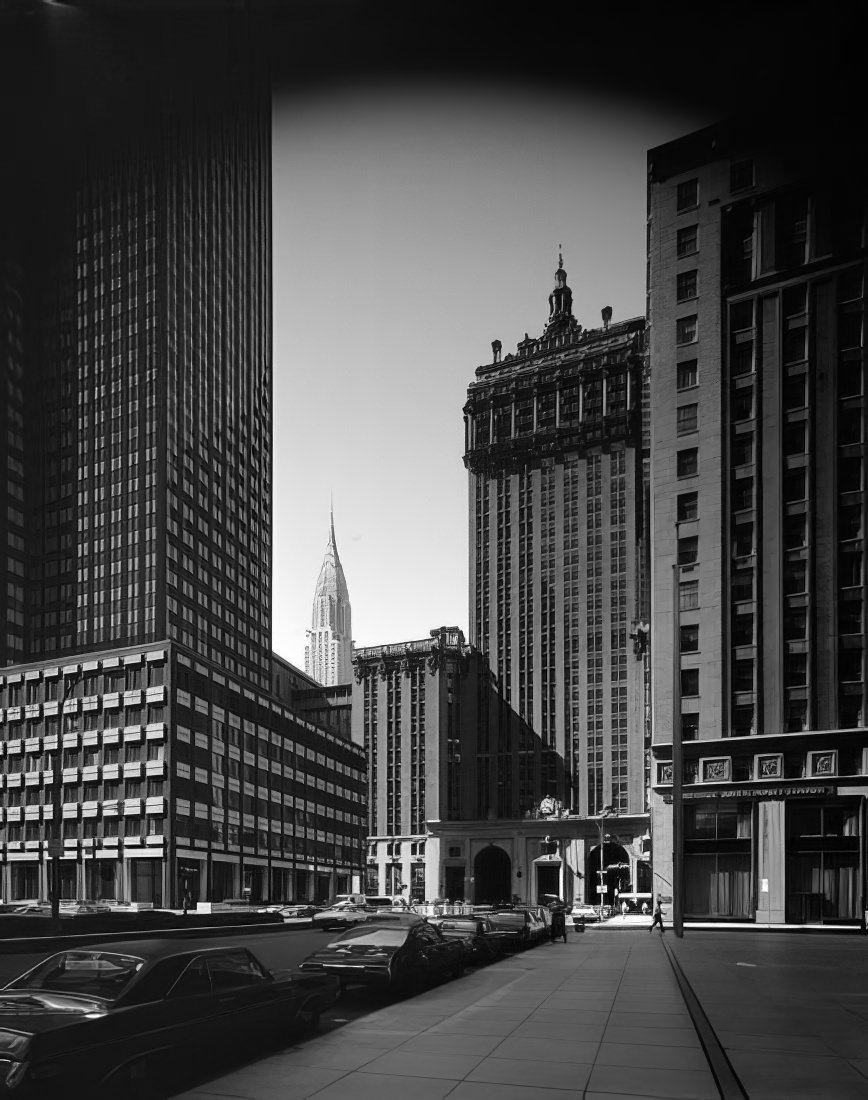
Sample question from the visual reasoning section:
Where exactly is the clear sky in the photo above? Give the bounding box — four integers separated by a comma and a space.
271, 77, 712, 669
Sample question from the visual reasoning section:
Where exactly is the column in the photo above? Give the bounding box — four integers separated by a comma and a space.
756, 799, 786, 924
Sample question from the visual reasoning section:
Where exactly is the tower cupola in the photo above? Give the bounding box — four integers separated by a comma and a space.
545, 245, 575, 334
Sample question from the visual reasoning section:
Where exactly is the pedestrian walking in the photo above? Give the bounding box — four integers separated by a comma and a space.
649, 895, 665, 934
550, 904, 567, 943
620, 899, 627, 921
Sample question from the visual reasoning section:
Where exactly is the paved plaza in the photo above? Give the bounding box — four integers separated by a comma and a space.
176, 926, 868, 1099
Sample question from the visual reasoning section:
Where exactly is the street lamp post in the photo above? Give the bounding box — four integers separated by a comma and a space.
50, 669, 82, 920
596, 805, 617, 918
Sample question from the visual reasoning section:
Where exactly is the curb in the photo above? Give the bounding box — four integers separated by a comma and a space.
661, 936, 748, 1100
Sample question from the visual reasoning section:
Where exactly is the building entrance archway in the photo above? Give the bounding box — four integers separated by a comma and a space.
586, 840, 631, 906
473, 845, 511, 905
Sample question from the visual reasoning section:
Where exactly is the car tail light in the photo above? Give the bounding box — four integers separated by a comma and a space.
0, 1058, 30, 1089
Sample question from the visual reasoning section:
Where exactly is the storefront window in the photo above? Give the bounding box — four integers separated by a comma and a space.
684, 801, 752, 919
786, 800, 860, 924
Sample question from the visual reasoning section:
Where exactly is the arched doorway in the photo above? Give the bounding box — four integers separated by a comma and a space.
586, 841, 630, 906
473, 845, 511, 905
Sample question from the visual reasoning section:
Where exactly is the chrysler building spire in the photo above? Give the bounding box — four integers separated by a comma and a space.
304, 509, 353, 685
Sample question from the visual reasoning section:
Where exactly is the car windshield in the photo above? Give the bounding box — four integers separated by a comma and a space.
490, 913, 524, 925
440, 921, 476, 932
11, 951, 145, 1000
328, 926, 406, 948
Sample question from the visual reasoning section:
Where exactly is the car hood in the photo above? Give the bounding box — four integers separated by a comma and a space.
0, 993, 107, 1040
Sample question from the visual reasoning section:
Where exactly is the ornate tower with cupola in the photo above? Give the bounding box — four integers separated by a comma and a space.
463, 251, 650, 822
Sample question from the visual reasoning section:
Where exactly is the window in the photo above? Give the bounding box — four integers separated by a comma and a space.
681, 668, 699, 696
731, 612, 753, 646
784, 420, 807, 456
730, 160, 755, 192
676, 269, 698, 302
676, 315, 698, 345
677, 492, 698, 522
733, 523, 754, 557
732, 388, 753, 421
682, 713, 699, 741
677, 360, 698, 390
677, 448, 698, 477
732, 478, 753, 512
679, 580, 699, 611
678, 536, 699, 565
783, 514, 806, 550
784, 607, 807, 641
733, 659, 754, 692
783, 469, 806, 503
784, 374, 807, 410
676, 179, 699, 211
677, 225, 698, 256
677, 404, 698, 435
680, 624, 699, 652
731, 569, 753, 602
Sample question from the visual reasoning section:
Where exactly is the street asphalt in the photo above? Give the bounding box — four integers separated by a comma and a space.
174, 921, 868, 1099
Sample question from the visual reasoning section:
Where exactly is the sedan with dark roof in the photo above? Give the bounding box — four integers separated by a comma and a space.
427, 915, 511, 965
0, 939, 339, 1098
299, 913, 465, 994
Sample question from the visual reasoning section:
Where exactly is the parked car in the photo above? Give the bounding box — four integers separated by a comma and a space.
278, 903, 320, 919
527, 906, 552, 940
487, 909, 534, 950
428, 915, 509, 965
569, 902, 601, 924
299, 913, 465, 993
59, 902, 113, 915
311, 901, 377, 930
0, 939, 339, 1098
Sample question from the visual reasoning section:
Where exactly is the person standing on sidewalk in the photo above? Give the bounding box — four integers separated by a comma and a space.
649, 895, 665, 934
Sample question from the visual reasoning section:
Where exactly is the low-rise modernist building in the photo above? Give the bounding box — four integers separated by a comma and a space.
648, 116, 868, 924
0, 643, 366, 907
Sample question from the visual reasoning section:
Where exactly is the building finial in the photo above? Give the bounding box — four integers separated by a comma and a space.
546, 244, 573, 333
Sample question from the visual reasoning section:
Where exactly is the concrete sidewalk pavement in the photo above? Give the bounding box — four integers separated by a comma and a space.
177, 929, 868, 1099
667, 931, 868, 1099
178, 933, 718, 1100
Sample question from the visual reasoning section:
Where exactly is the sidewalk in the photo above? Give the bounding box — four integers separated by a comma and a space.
668, 930, 868, 1099
177, 930, 868, 1100
179, 933, 717, 1100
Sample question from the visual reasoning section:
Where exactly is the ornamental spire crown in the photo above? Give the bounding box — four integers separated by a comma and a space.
545, 243, 574, 334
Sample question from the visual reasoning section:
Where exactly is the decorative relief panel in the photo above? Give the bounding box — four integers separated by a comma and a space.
701, 757, 731, 783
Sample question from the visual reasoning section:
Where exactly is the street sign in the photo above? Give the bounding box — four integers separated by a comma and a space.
596, 886, 608, 894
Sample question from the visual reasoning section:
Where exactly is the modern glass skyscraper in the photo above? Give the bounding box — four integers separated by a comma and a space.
0, 9, 365, 909
3, 12, 272, 690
